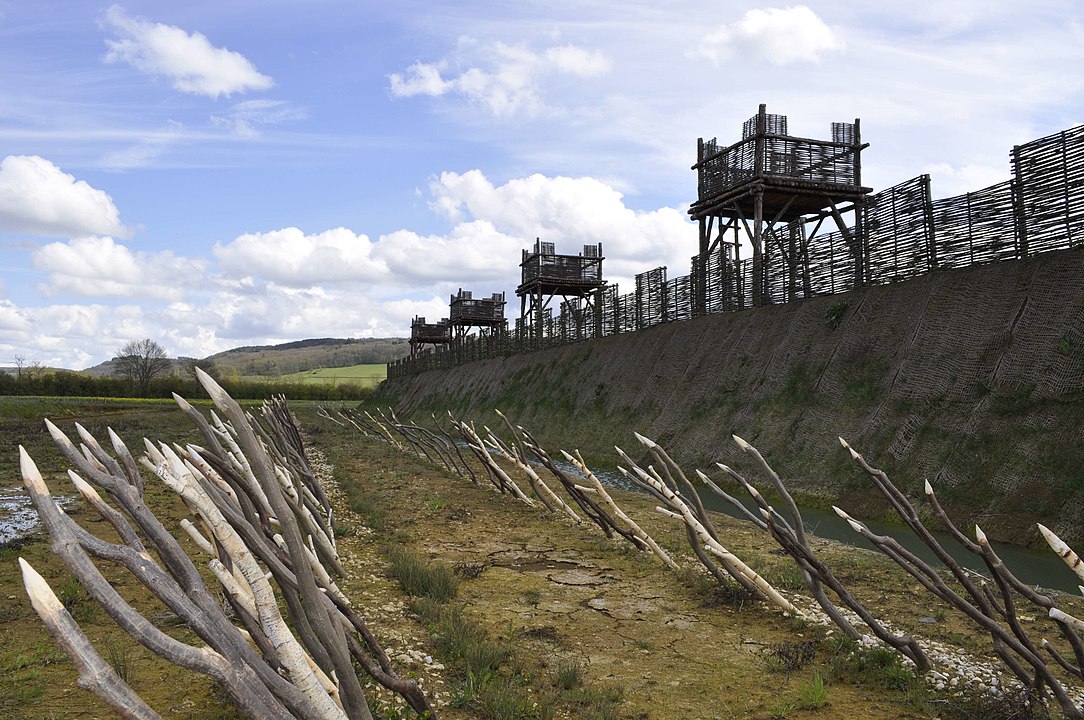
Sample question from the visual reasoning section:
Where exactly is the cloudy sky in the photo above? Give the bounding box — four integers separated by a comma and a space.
1, 1, 1081, 369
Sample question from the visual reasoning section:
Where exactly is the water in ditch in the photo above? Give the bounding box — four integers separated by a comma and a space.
565, 461, 1082, 595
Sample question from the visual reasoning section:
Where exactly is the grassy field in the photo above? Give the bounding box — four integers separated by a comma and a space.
239, 362, 386, 388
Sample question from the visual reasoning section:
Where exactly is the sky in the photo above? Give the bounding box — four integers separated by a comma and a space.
1, 1, 1082, 370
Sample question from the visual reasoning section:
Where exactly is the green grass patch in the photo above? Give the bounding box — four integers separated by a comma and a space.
241, 363, 386, 388
385, 547, 459, 602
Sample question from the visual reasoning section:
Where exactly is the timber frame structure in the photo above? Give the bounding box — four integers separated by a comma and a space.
409, 316, 451, 358
448, 289, 507, 344
516, 239, 605, 340
393, 113, 1084, 378
690, 103, 871, 305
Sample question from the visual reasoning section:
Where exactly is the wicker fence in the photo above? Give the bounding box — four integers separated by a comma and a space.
390, 123, 1084, 379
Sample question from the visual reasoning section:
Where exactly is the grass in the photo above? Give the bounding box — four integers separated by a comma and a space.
823, 637, 920, 694
103, 638, 137, 685
553, 660, 585, 691
825, 301, 848, 329
240, 363, 387, 388
799, 671, 828, 710
385, 547, 459, 602
675, 565, 761, 610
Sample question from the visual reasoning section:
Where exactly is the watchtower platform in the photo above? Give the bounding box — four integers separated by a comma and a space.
409, 316, 450, 357
448, 289, 507, 342
516, 240, 605, 339
690, 104, 871, 304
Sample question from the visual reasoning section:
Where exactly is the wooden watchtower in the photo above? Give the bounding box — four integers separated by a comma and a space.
516, 239, 605, 339
689, 104, 871, 305
409, 316, 450, 357
448, 289, 507, 343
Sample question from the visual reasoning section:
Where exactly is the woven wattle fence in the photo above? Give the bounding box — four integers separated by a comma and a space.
391, 123, 1084, 378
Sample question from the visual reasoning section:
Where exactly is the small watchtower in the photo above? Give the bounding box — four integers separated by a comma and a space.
409, 316, 451, 357
690, 104, 871, 304
448, 289, 507, 343
516, 239, 605, 339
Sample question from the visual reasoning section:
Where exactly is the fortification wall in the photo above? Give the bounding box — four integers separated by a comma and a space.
381, 249, 1084, 545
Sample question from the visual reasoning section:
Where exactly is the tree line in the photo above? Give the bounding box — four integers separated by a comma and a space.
2, 339, 375, 401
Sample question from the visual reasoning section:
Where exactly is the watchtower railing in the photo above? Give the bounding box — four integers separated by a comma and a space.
695, 109, 861, 201
520, 240, 603, 287
449, 290, 506, 325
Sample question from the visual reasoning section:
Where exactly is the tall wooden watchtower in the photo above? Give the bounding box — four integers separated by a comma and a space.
516, 239, 605, 339
689, 104, 871, 305
409, 316, 450, 357
448, 289, 507, 343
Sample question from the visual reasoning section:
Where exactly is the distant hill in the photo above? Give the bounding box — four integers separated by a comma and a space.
206, 337, 409, 377
81, 337, 410, 379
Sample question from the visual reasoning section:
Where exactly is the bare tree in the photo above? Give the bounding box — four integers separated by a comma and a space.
114, 339, 172, 395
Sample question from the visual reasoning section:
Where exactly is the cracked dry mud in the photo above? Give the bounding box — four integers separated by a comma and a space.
314, 414, 1019, 720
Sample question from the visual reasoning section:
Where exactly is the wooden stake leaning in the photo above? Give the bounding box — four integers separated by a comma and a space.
838, 437, 1082, 718
616, 437, 797, 615
18, 374, 437, 720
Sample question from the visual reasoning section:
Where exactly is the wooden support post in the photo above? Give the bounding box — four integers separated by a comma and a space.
752, 190, 764, 306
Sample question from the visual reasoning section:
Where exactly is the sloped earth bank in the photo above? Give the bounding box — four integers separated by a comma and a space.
308, 411, 1084, 719
382, 248, 1084, 547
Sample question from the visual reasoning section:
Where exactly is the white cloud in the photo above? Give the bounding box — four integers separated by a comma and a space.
3, 168, 697, 368
211, 100, 308, 138
0, 155, 129, 237
33, 236, 206, 301
428, 170, 697, 281
103, 5, 273, 98
418, 170, 698, 290
389, 41, 612, 116
389, 61, 453, 98
214, 227, 388, 285
695, 6, 844, 66
101, 120, 186, 170
923, 162, 1010, 199
377, 221, 523, 285
544, 45, 612, 77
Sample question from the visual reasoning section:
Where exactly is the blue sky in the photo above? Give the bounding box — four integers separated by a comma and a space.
1, 1, 1081, 369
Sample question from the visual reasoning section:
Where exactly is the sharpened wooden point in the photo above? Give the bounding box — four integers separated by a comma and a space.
975, 525, 988, 544
19, 557, 64, 615
924, 479, 933, 495
68, 471, 102, 502
732, 434, 750, 451
634, 432, 656, 448
19, 446, 49, 495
